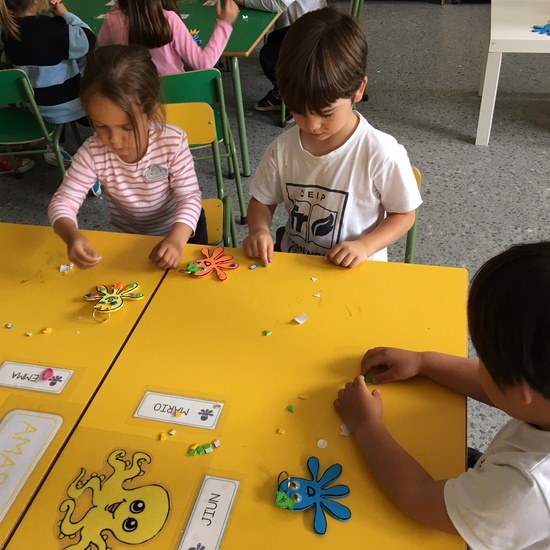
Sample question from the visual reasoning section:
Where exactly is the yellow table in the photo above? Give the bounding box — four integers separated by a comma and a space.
0, 223, 167, 547
10, 247, 467, 549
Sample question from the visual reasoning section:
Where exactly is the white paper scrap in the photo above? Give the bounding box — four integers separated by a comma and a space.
293, 313, 308, 324
340, 423, 351, 437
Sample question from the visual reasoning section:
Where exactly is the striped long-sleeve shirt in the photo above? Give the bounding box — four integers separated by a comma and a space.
2, 13, 96, 124
48, 124, 203, 236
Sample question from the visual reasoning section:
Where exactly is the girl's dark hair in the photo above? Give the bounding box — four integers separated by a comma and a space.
118, 0, 172, 49
0, 0, 49, 39
80, 45, 164, 161
468, 241, 550, 399
277, 7, 368, 115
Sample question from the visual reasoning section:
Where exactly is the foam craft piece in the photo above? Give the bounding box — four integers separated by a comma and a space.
83, 283, 144, 313
182, 247, 239, 282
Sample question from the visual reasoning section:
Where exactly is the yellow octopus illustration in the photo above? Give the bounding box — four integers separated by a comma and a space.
58, 449, 170, 550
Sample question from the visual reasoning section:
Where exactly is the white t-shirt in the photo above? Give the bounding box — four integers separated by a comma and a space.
445, 419, 550, 549
249, 113, 422, 261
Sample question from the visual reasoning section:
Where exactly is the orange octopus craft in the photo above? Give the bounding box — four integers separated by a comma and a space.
83, 282, 144, 323
180, 247, 239, 282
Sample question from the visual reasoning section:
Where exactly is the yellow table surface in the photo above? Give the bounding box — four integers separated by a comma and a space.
0, 223, 167, 547
10, 246, 468, 549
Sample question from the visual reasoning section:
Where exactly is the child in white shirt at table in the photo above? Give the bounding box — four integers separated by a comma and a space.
49, 45, 206, 270
98, 0, 238, 76
335, 241, 550, 550
243, 8, 422, 268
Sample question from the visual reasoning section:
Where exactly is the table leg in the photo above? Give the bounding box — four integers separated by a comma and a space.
229, 57, 251, 177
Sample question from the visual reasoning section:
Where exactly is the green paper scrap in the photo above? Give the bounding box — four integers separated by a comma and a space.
274, 490, 295, 511
287, 405, 295, 413
364, 375, 372, 383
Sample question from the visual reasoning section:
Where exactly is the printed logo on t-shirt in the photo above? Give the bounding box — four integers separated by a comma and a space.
144, 164, 169, 181
285, 183, 348, 253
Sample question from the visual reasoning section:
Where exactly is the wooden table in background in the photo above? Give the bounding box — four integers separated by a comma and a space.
10, 246, 467, 549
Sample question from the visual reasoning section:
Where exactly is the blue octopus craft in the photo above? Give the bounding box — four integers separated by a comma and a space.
532, 22, 550, 35
275, 456, 351, 535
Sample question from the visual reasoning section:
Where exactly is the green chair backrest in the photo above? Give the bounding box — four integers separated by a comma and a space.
0, 68, 34, 105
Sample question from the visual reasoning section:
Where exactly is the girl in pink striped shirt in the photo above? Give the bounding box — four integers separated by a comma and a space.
49, 45, 207, 270
98, 0, 239, 76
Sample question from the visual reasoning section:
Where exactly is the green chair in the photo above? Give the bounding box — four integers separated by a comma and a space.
404, 166, 422, 264
165, 102, 238, 248
160, 69, 247, 224
0, 68, 66, 178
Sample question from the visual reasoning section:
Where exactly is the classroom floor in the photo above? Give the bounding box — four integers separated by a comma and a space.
2, 0, 549, 451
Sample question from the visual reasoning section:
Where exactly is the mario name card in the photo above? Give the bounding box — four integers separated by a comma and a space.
178, 475, 240, 550
134, 392, 224, 429
0, 410, 62, 523
0, 362, 73, 394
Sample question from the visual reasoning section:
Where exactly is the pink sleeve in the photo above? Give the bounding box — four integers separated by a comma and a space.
169, 132, 203, 231
167, 11, 232, 70
98, 7, 127, 46
48, 143, 99, 228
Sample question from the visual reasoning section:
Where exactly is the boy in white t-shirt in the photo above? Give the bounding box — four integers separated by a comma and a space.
335, 242, 550, 549
243, 8, 422, 268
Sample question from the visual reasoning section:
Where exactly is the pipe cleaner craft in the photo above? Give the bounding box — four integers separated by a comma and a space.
532, 22, 550, 35
275, 456, 351, 535
83, 282, 144, 322
180, 247, 239, 282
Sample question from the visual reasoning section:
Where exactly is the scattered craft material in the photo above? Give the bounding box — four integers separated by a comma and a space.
339, 424, 351, 437
212, 439, 221, 448
42, 327, 52, 334
83, 282, 144, 323
275, 456, 351, 534
364, 375, 372, 384
242, 14, 248, 19
180, 247, 239, 282
249, 263, 261, 270
293, 313, 308, 324
159, 433, 167, 441
26, 332, 32, 337
188, 439, 221, 456
264, 330, 272, 336
168, 429, 176, 436
276, 428, 286, 435
317, 439, 328, 449
42, 368, 55, 381
311, 277, 317, 281
287, 405, 295, 413
59, 262, 74, 274
5, 323, 13, 329
532, 23, 550, 35
175, 410, 183, 418
313, 293, 321, 298
298, 395, 308, 400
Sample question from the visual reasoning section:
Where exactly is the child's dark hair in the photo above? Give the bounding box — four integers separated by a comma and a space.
0, 0, 49, 40
118, 0, 173, 49
80, 45, 164, 161
277, 7, 368, 116
468, 242, 550, 399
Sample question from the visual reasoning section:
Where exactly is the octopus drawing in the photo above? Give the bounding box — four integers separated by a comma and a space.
181, 247, 239, 282
58, 449, 170, 550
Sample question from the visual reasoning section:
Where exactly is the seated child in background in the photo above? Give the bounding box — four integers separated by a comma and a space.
243, 8, 422, 268
335, 241, 550, 549
98, 0, 238, 76
0, 0, 96, 166
48, 45, 206, 270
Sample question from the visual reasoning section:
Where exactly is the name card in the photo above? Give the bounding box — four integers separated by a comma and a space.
178, 475, 240, 550
134, 392, 224, 429
0, 410, 63, 523
0, 362, 73, 394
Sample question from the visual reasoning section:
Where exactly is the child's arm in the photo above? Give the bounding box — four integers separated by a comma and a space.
243, 197, 276, 266
149, 222, 193, 269
52, 218, 101, 269
325, 210, 416, 268
361, 347, 492, 404
168, 4, 237, 71
234, 0, 289, 13
51, 2, 96, 57
334, 377, 459, 534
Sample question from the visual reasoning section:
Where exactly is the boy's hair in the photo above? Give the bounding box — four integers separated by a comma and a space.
118, 0, 173, 49
277, 7, 368, 116
80, 45, 165, 159
0, 0, 49, 40
468, 242, 550, 399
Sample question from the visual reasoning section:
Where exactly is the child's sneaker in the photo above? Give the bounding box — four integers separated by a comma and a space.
255, 89, 282, 111
44, 144, 72, 167
283, 111, 295, 126
0, 157, 35, 175
90, 180, 102, 197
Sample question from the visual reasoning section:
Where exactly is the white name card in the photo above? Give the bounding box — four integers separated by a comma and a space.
0, 362, 73, 394
134, 392, 224, 429
178, 476, 240, 550
0, 410, 63, 523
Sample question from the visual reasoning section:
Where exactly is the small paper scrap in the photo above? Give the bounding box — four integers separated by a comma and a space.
276, 428, 285, 435
168, 429, 176, 436
293, 312, 308, 324
159, 433, 167, 441
313, 293, 321, 298
298, 395, 308, 400
42, 327, 52, 334
249, 263, 261, 270
26, 332, 32, 337
317, 439, 328, 449
311, 277, 317, 281
212, 439, 221, 448
264, 329, 272, 336
5, 323, 13, 329
287, 405, 295, 413
340, 423, 351, 437
59, 262, 74, 274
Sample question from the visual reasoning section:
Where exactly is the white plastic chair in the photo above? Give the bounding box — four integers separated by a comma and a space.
476, 0, 550, 146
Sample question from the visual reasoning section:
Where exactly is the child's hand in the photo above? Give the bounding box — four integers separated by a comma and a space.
334, 375, 383, 433
50, 0, 68, 15
216, 0, 239, 25
149, 237, 184, 270
361, 347, 423, 384
243, 229, 273, 267
325, 240, 369, 268
67, 233, 101, 269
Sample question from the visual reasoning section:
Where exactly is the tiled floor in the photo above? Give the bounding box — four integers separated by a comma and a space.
2, 0, 548, 450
